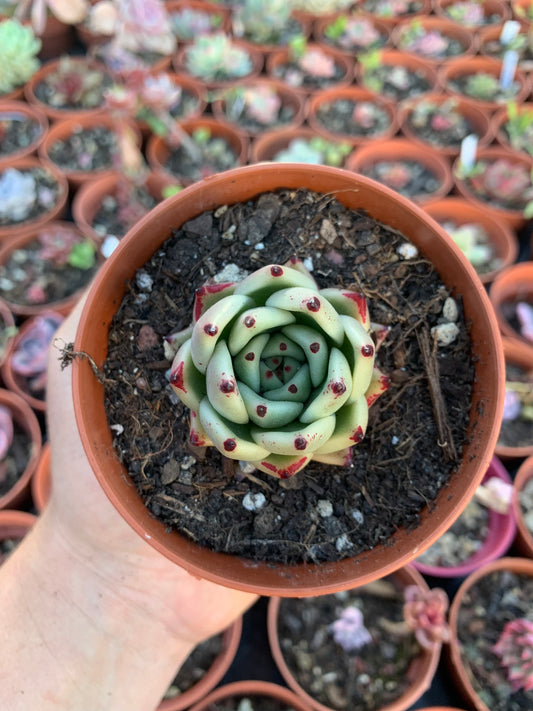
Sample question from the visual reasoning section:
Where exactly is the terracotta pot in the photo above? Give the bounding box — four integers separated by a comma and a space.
313, 12, 391, 57
249, 125, 350, 165
355, 50, 440, 101
447, 556, 533, 711
0, 389, 42, 511
24, 57, 112, 123
146, 116, 250, 185
423, 197, 519, 284
0, 509, 38, 561
491, 102, 533, 157
36, 14, 75, 60
438, 56, 531, 112
0, 221, 100, 318
268, 564, 441, 711
476, 21, 530, 61
452, 147, 533, 231
357, 0, 432, 26
187, 680, 313, 711
71, 172, 171, 245
1, 310, 64, 414
391, 16, 477, 62
172, 39, 264, 91
158, 617, 242, 711
411, 456, 516, 578
0, 87, 25, 102
72, 163, 504, 596
416, 708, 467, 711
494, 337, 533, 459
0, 298, 16, 372
399, 93, 492, 158
306, 86, 399, 147
513, 455, 533, 557
164, 0, 231, 44
0, 101, 49, 169
491, 270, 533, 342
31, 441, 50, 513
512, 0, 533, 22
211, 77, 306, 138
265, 43, 354, 95
434, 0, 511, 26
346, 138, 453, 205
38, 113, 141, 191
0, 157, 68, 243
230, 9, 312, 57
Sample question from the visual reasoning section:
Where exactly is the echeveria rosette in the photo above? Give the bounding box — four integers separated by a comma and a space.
167, 259, 390, 479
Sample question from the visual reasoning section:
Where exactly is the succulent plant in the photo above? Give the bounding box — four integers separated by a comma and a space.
442, 222, 494, 268
37, 224, 96, 270
410, 98, 469, 136
465, 159, 533, 210
11, 312, 64, 394
232, 0, 295, 45
0, 168, 37, 223
185, 33, 253, 82
292, 0, 352, 13
402, 585, 450, 651
330, 606, 372, 652
169, 6, 222, 40
398, 21, 450, 58
42, 57, 110, 110
324, 15, 382, 50
107, 0, 176, 56
0, 405, 14, 462
273, 137, 352, 167
504, 102, 533, 156
166, 259, 389, 479
492, 618, 533, 692
445, 0, 485, 24
517, 302, 533, 343
14, 0, 89, 35
0, 19, 41, 94
224, 85, 282, 126
463, 72, 501, 100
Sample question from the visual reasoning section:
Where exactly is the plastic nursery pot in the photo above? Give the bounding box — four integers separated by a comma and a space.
476, 21, 530, 61
187, 680, 313, 711
229, 9, 313, 57
447, 556, 533, 711
399, 94, 493, 158
423, 198, 519, 285
306, 86, 399, 147
0, 156, 69, 243
157, 617, 242, 711
146, 116, 250, 186
267, 564, 441, 711
513, 455, 533, 557
249, 125, 349, 165
390, 16, 478, 63
38, 114, 142, 191
0, 101, 49, 170
494, 337, 533, 460
36, 14, 76, 60
265, 43, 354, 95
489, 262, 533, 345
31, 441, 50, 514
411, 456, 516, 578
164, 0, 232, 43
210, 77, 306, 139
313, 13, 391, 57
452, 148, 533, 231
0, 389, 42, 511
438, 56, 531, 112
72, 163, 504, 597
345, 138, 453, 205
355, 50, 440, 101
0, 298, 16, 371
357, 0, 432, 26
0, 510, 38, 563
23, 57, 112, 123
433, 0, 512, 26
0, 221, 98, 318
491, 102, 533, 157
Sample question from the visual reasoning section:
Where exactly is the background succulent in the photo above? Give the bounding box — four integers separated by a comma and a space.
0, 19, 41, 94
492, 618, 533, 692
167, 259, 389, 479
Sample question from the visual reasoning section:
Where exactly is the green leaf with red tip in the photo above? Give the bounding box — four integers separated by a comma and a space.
237, 381, 304, 427
234, 263, 317, 302
169, 340, 205, 413
264, 362, 311, 403
261, 332, 305, 361
320, 288, 370, 331
283, 257, 318, 287
191, 294, 254, 373
198, 397, 269, 461
164, 325, 193, 360
365, 366, 391, 407
227, 306, 295, 355
300, 348, 352, 423
206, 341, 248, 425
250, 415, 336, 455
233, 333, 269, 391
313, 397, 368, 455
340, 315, 375, 403
193, 282, 235, 322
266, 287, 344, 346
252, 452, 312, 479
188, 410, 213, 447
281, 324, 328, 387
313, 448, 353, 467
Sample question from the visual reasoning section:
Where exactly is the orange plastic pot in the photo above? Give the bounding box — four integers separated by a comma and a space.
0, 389, 42, 511
434, 0, 511, 25
391, 16, 477, 62
36, 14, 76, 60
346, 138, 453, 205
357, 0, 432, 26
268, 565, 441, 711
494, 337, 533, 460
157, 617, 242, 711
491, 102, 533, 157
0, 157, 68, 243
187, 680, 313, 711
313, 12, 391, 57
513, 455, 533, 557
306, 86, 399, 146
423, 198, 519, 284
72, 163, 504, 597
489, 262, 533, 344
447, 557, 533, 711
230, 9, 312, 57
31, 441, 50, 513
265, 43, 354, 95
0, 509, 38, 562
512, 0, 533, 21
0, 101, 49, 169
249, 126, 347, 164
399, 94, 492, 158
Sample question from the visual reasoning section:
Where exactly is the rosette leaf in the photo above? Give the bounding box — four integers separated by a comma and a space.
168, 259, 389, 478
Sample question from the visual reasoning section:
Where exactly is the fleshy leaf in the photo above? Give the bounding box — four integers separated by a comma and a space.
199, 397, 269, 461
193, 282, 235, 322
266, 287, 344, 346
281, 324, 328, 387
365, 366, 391, 407
233, 333, 269, 391
250, 415, 336, 455
313, 397, 368, 454
169, 340, 206, 413
320, 288, 370, 331
259, 361, 284, 391
340, 315, 375, 403
252, 452, 312, 479
313, 448, 353, 466
188, 410, 213, 447
238, 381, 304, 427
206, 341, 248, 424
300, 348, 352, 423
265, 363, 311, 403
284, 256, 318, 288
234, 263, 317, 302
228, 306, 295, 355
164, 325, 193, 360
261, 332, 305, 361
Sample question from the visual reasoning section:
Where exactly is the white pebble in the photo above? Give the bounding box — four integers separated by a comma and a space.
335, 533, 353, 552
136, 271, 153, 292
317, 499, 333, 517
391, 435, 399, 445
431, 322, 460, 346
396, 243, 418, 259
303, 256, 314, 271
351, 510, 364, 525
443, 297, 458, 322
242, 492, 266, 512
213, 263, 249, 283
100, 235, 120, 258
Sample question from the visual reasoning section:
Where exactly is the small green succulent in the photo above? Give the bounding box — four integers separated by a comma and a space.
185, 33, 253, 82
166, 259, 389, 479
0, 19, 41, 94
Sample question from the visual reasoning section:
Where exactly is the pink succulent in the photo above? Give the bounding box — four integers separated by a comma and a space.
409, 31, 449, 58
242, 86, 282, 125
10, 312, 64, 394
352, 102, 378, 129
138, 73, 182, 113
25, 283, 48, 305
403, 585, 450, 650
298, 49, 336, 78
430, 113, 455, 131
516, 302, 533, 343
0, 405, 14, 463
379, 162, 412, 190
472, 159, 532, 202
37, 224, 81, 264
112, 0, 176, 56
493, 618, 533, 692
330, 606, 373, 652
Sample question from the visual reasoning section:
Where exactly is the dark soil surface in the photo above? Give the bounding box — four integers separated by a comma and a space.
163, 633, 223, 700
446, 76, 523, 105
361, 66, 432, 102
405, 109, 475, 149
0, 112, 43, 156
169, 90, 203, 121
499, 362, 533, 449
0, 537, 22, 564
456, 570, 533, 710
277, 576, 422, 710
208, 696, 296, 710
102, 187, 474, 566
362, 161, 443, 202
164, 138, 240, 182
238, 16, 304, 47
0, 167, 63, 227
0, 428, 32, 499
315, 100, 392, 138
271, 61, 347, 91
47, 125, 119, 173
222, 100, 297, 135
